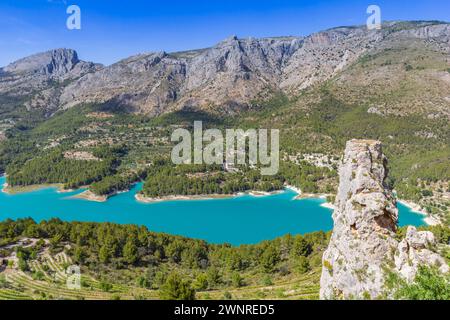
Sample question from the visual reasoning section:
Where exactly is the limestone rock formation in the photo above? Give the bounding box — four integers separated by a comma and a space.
320, 140, 399, 299
2, 48, 98, 80
320, 140, 449, 299
58, 26, 384, 114
59, 36, 304, 114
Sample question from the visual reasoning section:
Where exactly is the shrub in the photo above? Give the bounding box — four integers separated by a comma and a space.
223, 291, 232, 300
231, 272, 243, 288
394, 266, 450, 300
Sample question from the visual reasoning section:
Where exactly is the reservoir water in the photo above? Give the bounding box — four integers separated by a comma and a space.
0, 176, 426, 245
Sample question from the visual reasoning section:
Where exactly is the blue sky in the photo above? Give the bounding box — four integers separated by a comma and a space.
0, 0, 449, 67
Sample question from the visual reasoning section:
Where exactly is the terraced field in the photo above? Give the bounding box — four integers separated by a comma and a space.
198, 269, 321, 300
0, 252, 159, 300
0, 251, 321, 300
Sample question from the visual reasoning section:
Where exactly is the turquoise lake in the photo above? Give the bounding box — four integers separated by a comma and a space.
0, 176, 426, 245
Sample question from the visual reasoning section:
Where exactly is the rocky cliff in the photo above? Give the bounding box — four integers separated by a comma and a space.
320, 140, 448, 299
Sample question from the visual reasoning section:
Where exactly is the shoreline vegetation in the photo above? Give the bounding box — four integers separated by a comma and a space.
133, 185, 325, 204
2, 182, 66, 195
134, 188, 288, 203
0, 175, 437, 226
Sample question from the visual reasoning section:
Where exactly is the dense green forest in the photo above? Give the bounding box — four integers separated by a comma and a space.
90, 170, 145, 196
7, 145, 127, 189
140, 159, 335, 198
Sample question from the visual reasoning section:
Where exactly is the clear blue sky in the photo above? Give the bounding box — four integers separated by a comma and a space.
1, 0, 449, 67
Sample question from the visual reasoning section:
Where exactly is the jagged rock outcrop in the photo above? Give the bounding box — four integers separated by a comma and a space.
59, 36, 304, 114
2, 48, 98, 79
59, 28, 383, 114
320, 140, 448, 299
280, 26, 383, 92
59, 51, 185, 114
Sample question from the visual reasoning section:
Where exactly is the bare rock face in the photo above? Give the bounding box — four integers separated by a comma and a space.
280, 26, 383, 92
320, 139, 449, 299
58, 21, 450, 116
3, 48, 92, 79
320, 140, 398, 299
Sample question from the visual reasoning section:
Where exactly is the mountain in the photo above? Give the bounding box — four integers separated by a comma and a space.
0, 49, 101, 114
1, 21, 449, 118
59, 36, 304, 115
320, 140, 448, 299
58, 21, 434, 115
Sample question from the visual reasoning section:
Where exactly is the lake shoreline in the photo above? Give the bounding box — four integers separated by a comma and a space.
134, 189, 285, 204
320, 202, 336, 210
0, 176, 437, 226
2, 183, 66, 195
285, 184, 331, 201
0, 175, 430, 244
397, 199, 439, 226
286, 182, 436, 226
0, 177, 323, 204
71, 190, 108, 202
0, 174, 77, 195
135, 193, 236, 203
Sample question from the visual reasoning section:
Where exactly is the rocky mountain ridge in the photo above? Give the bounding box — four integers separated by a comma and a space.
1, 21, 449, 117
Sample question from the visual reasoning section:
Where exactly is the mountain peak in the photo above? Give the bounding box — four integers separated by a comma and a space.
218, 35, 239, 45
3, 48, 80, 74
0, 48, 101, 111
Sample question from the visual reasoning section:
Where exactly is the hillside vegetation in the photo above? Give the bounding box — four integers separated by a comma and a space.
0, 219, 448, 300
0, 219, 328, 300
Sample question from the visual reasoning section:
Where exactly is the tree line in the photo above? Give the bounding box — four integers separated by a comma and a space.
141, 159, 336, 198
6, 145, 126, 189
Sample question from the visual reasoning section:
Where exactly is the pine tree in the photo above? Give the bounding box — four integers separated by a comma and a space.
123, 237, 138, 265
159, 272, 196, 300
